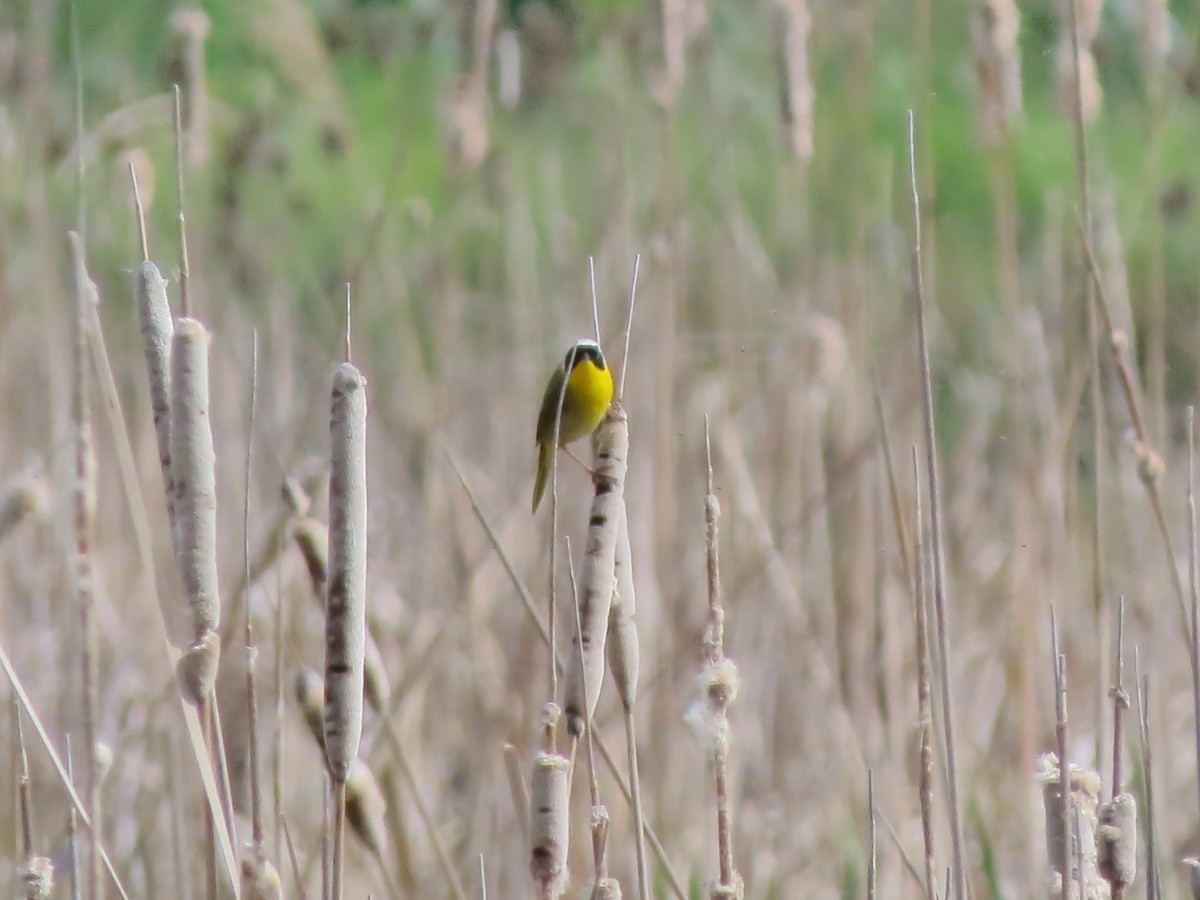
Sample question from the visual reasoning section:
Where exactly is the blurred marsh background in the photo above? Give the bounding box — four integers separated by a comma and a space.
3, 0, 1200, 896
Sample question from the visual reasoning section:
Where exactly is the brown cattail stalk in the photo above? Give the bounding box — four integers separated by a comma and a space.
1098, 598, 1135, 897
68, 231, 103, 900
907, 112, 967, 900
566, 538, 612, 893
173, 86, 191, 317
323, 355, 368, 900
1132, 657, 1161, 900
67, 735, 81, 900
16, 704, 54, 900
608, 507, 648, 899
866, 770, 877, 900
563, 406, 629, 736
911, 448, 936, 900
1049, 608, 1072, 897
239, 334, 280, 897
691, 418, 741, 898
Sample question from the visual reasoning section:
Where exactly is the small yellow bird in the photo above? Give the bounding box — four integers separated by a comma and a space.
531, 339, 615, 512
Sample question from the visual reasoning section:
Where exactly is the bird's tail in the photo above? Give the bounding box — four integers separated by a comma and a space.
531, 441, 553, 513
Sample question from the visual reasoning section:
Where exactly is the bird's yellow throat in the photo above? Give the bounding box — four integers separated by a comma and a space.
566, 357, 614, 422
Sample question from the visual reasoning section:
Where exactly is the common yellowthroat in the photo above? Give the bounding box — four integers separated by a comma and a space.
531, 339, 614, 512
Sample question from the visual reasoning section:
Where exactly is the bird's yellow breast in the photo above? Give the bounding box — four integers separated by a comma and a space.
566, 359, 614, 435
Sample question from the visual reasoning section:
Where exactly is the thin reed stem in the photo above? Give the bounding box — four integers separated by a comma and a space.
911, 448, 936, 900
69, 231, 102, 900
867, 769, 877, 900
906, 110, 966, 900
617, 254, 640, 401
244, 332, 265, 852
173, 85, 191, 317
1189, 405, 1200, 836
1050, 607, 1072, 898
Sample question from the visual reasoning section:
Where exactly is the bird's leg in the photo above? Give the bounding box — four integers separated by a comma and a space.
564, 447, 594, 477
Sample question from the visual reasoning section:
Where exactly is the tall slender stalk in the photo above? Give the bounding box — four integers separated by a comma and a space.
906, 110, 966, 900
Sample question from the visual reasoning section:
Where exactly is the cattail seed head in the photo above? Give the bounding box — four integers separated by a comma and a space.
19, 856, 54, 899
564, 407, 629, 736
240, 852, 282, 900
346, 759, 389, 856
1037, 754, 1101, 895
136, 260, 175, 526
323, 362, 368, 784
176, 629, 221, 705
607, 504, 640, 712
170, 316, 221, 639
1135, 441, 1164, 487
776, 0, 814, 162
972, 0, 1023, 146
292, 517, 329, 591
529, 752, 570, 896
592, 877, 622, 899
0, 470, 47, 543
294, 668, 325, 748
1097, 792, 1136, 889
707, 878, 744, 900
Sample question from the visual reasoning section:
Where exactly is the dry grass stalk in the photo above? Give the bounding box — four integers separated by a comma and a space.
907, 111, 967, 900
294, 670, 397, 893
608, 505, 648, 898
563, 405, 629, 736
68, 230, 103, 900
866, 769, 877, 899
173, 85, 192, 317
687, 418, 742, 899
1188, 406, 1200, 844
170, 316, 221, 644
971, 0, 1022, 147
529, 752, 570, 899
0, 648, 130, 899
16, 704, 54, 900
910, 448, 936, 900
1099, 598, 1134, 897
776, 0, 814, 162
67, 735, 81, 900
1133, 662, 1161, 895
566, 538, 612, 893
1049, 607, 1073, 898
241, 333, 270, 879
